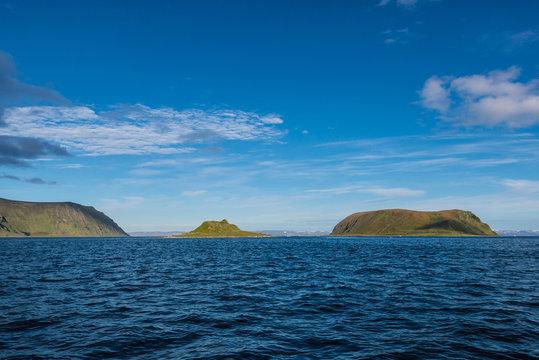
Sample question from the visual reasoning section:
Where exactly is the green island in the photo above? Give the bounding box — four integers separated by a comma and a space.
0, 196, 499, 238
173, 219, 270, 238
0, 198, 128, 237
330, 209, 497, 236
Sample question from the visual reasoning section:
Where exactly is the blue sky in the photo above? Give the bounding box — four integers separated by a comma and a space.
1, 0, 538, 231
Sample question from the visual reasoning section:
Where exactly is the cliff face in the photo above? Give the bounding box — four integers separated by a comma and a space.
0, 198, 128, 237
174, 219, 270, 237
331, 209, 497, 236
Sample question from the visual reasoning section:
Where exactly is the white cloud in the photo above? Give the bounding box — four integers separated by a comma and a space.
379, 0, 418, 6
366, 187, 425, 197
259, 114, 284, 124
397, 0, 418, 5
137, 156, 231, 169
381, 28, 412, 45
501, 179, 539, 193
0, 104, 285, 155
481, 29, 539, 52
419, 76, 451, 112
420, 67, 539, 128
307, 185, 424, 197
508, 29, 539, 45
181, 190, 208, 197
57, 163, 83, 169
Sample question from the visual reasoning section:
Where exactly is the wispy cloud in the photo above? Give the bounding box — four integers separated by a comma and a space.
257, 132, 539, 182
319, 133, 539, 157
0, 104, 286, 155
0, 173, 57, 185
181, 190, 208, 197
379, 0, 419, 7
506, 29, 539, 47
57, 163, 83, 169
96, 131, 538, 231
420, 67, 539, 128
307, 185, 425, 197
501, 179, 539, 193
481, 29, 539, 52
382, 28, 410, 45
378, 0, 441, 8
137, 156, 233, 169
367, 187, 425, 197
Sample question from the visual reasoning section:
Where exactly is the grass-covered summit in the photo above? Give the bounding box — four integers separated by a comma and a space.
331, 209, 497, 236
174, 219, 270, 238
0, 197, 128, 237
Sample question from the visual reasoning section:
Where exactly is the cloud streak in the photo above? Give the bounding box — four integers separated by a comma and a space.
420, 67, 539, 128
0, 104, 286, 155
501, 179, 539, 193
181, 190, 208, 197
382, 28, 411, 45
379, 0, 419, 7
0, 173, 57, 185
306, 185, 425, 197
481, 29, 539, 52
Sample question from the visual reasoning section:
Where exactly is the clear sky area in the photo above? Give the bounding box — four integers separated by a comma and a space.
1, 0, 538, 231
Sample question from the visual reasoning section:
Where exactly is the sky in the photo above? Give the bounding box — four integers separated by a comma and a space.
1, 0, 538, 232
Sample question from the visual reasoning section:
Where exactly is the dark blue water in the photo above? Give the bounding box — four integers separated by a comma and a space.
1, 237, 537, 359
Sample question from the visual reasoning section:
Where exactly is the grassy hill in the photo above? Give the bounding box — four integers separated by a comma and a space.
331, 209, 497, 236
0, 198, 128, 237
173, 219, 270, 238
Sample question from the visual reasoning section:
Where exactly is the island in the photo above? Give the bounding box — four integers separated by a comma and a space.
330, 209, 497, 236
0, 197, 128, 237
173, 219, 270, 238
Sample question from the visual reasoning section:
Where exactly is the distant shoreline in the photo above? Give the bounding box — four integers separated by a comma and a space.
3, 232, 539, 239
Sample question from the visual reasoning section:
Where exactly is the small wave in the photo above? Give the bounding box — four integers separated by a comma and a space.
0, 318, 58, 332
0, 236, 537, 359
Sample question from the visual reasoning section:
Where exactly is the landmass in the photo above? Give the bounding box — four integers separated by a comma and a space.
130, 231, 184, 237
257, 230, 331, 237
173, 219, 270, 237
496, 229, 539, 237
330, 209, 497, 236
0, 198, 128, 237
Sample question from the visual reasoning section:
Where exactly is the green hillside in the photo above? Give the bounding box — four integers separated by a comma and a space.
174, 219, 270, 238
331, 209, 497, 236
0, 198, 128, 237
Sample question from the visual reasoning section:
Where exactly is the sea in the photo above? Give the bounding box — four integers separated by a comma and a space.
1, 236, 537, 359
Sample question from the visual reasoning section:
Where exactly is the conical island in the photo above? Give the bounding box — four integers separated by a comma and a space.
0, 198, 128, 237
331, 209, 497, 236
173, 219, 270, 238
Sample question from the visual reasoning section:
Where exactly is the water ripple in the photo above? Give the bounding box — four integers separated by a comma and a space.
0, 236, 537, 359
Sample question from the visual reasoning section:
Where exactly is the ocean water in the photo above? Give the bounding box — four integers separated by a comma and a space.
0, 236, 537, 360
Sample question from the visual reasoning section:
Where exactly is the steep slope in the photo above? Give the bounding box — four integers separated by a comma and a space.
0, 198, 128, 237
174, 219, 270, 237
331, 209, 497, 236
